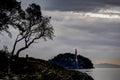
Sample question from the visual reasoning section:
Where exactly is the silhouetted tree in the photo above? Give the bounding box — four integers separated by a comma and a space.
0, 0, 21, 32
10, 3, 54, 57
0, 1, 54, 57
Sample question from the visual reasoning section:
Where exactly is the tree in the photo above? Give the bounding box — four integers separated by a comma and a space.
0, 0, 21, 32
0, 1, 54, 57
10, 3, 54, 57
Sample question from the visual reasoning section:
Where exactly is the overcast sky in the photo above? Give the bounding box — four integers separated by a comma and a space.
0, 0, 120, 65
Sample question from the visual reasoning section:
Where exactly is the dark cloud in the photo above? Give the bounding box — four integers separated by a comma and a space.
42, 0, 120, 11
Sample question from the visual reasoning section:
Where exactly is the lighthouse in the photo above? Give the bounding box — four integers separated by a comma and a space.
75, 49, 78, 68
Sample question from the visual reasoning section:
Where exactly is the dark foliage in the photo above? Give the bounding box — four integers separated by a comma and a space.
0, 0, 21, 31
0, 0, 20, 10
49, 53, 94, 69
0, 50, 9, 73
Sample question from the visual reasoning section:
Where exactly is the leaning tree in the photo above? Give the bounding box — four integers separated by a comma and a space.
0, 1, 54, 57
11, 3, 54, 57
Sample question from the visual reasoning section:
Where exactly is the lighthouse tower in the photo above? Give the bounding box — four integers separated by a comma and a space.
75, 49, 78, 68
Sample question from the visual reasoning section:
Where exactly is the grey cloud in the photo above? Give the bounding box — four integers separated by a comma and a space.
68, 24, 120, 33
41, 0, 120, 11
57, 35, 120, 48
21, 0, 120, 11
43, 10, 120, 62
68, 23, 120, 44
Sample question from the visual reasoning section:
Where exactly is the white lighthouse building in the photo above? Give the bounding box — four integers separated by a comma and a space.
75, 49, 78, 68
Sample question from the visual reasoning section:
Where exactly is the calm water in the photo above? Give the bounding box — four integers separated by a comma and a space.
77, 68, 120, 80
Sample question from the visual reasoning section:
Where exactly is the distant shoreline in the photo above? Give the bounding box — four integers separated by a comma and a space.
94, 63, 120, 68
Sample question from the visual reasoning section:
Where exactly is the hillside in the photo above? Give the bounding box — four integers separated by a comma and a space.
0, 57, 94, 80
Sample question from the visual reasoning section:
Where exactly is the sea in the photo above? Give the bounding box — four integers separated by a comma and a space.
77, 68, 120, 80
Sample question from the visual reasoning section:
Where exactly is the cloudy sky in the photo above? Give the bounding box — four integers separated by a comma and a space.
1, 0, 120, 65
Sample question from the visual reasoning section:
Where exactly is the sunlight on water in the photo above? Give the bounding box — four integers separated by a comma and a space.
77, 68, 120, 80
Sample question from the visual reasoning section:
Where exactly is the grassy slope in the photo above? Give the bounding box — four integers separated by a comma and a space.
3, 57, 94, 80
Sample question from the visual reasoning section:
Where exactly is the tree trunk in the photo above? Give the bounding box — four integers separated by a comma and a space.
16, 46, 28, 57
11, 41, 17, 57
